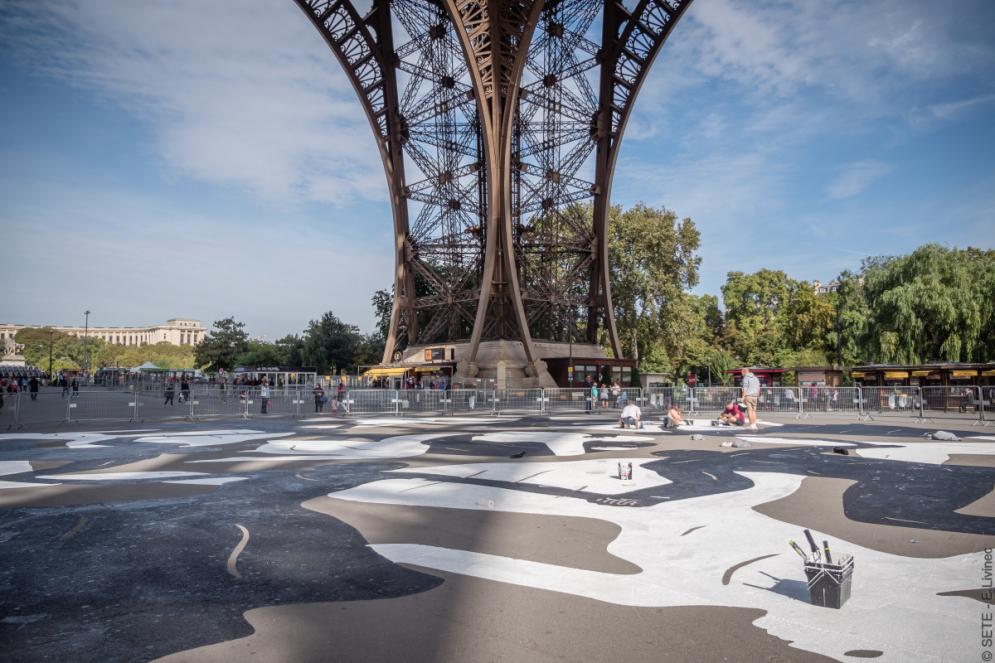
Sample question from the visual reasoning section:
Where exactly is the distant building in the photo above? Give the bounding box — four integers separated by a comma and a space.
811, 279, 839, 295
0, 318, 206, 347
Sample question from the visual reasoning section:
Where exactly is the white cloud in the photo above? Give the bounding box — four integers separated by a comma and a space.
0, 178, 392, 336
0, 0, 386, 206
825, 160, 893, 200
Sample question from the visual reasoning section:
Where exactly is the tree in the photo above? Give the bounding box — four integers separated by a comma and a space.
860, 245, 995, 363
275, 335, 306, 368
827, 271, 869, 366
372, 289, 393, 342
720, 269, 793, 365
194, 318, 249, 372
300, 311, 363, 374
235, 340, 287, 368
607, 203, 702, 372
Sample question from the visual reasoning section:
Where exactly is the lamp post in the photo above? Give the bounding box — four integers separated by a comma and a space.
48, 329, 54, 381
83, 310, 91, 381
568, 320, 573, 388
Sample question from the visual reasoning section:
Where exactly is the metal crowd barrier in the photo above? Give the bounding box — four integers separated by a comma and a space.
1, 385, 990, 428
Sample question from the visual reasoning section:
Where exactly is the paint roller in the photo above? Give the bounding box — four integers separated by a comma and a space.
803, 528, 821, 563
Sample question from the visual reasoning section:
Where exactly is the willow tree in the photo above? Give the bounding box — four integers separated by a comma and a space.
863, 245, 995, 363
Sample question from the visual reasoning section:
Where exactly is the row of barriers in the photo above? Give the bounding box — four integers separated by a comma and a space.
1, 385, 992, 428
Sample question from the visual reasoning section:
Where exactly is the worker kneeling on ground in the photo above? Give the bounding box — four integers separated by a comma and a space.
716, 400, 746, 426
619, 402, 642, 429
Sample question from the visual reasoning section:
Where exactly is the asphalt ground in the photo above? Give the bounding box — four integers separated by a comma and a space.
0, 413, 993, 662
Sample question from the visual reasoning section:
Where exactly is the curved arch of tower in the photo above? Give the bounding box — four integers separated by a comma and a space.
293, 0, 693, 386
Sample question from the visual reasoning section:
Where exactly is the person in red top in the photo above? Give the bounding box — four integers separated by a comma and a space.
719, 400, 746, 426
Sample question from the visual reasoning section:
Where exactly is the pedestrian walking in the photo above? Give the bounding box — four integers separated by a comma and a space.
313, 383, 325, 413
740, 368, 761, 430
29, 377, 39, 401
587, 378, 597, 414
60, 376, 69, 398
180, 377, 190, 403
71, 378, 79, 398
164, 381, 176, 406
599, 383, 609, 409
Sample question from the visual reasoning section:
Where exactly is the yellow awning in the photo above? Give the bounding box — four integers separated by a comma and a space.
363, 366, 408, 378
951, 370, 977, 378
850, 371, 865, 378
911, 370, 930, 377
982, 369, 995, 377
414, 365, 449, 373
884, 371, 908, 379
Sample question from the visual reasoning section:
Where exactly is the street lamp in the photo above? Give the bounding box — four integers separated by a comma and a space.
568, 319, 573, 388
83, 310, 91, 381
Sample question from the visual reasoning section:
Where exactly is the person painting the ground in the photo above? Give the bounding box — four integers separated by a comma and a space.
718, 400, 745, 426
663, 404, 683, 429
740, 367, 760, 431
619, 401, 642, 429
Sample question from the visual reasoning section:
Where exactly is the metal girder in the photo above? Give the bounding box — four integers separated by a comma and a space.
295, 0, 694, 368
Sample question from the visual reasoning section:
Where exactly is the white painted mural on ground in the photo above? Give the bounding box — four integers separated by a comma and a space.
0, 460, 60, 489
329, 469, 979, 663
391, 458, 671, 495
856, 439, 995, 465
471, 431, 646, 456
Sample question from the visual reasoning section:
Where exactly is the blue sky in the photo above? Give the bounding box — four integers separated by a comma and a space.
1, 0, 993, 339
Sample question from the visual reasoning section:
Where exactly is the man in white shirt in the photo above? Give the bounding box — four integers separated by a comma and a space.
619, 402, 642, 429
740, 368, 761, 430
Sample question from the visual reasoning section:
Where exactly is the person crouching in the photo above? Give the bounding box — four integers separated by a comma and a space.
718, 400, 746, 426
619, 402, 642, 429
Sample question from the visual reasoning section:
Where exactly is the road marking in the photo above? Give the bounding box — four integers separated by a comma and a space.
227, 524, 250, 579
681, 525, 706, 536
295, 473, 319, 482
701, 471, 718, 481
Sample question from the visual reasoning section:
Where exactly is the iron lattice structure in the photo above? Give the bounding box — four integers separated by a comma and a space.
294, 0, 693, 376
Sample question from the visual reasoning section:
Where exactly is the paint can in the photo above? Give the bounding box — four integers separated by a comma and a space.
804, 555, 854, 609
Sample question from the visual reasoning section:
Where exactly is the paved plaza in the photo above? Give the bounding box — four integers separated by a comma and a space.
1, 412, 993, 662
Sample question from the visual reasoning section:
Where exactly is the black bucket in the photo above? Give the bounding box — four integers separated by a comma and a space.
803, 555, 854, 609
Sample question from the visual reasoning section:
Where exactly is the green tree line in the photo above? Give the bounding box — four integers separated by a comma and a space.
14, 328, 196, 374
604, 205, 994, 382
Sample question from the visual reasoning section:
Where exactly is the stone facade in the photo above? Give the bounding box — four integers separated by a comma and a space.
0, 319, 205, 347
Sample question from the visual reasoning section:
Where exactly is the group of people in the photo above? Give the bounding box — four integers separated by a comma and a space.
617, 368, 762, 431
162, 377, 192, 406
586, 378, 629, 412
312, 381, 349, 415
